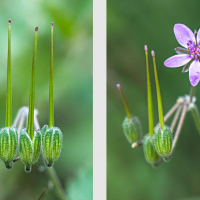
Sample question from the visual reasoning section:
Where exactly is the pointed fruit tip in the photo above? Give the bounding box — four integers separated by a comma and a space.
151, 50, 155, 57
144, 45, 148, 52
35, 26, 38, 32
116, 83, 121, 90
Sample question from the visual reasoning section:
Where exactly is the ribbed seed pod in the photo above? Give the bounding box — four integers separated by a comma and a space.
143, 134, 160, 166
122, 116, 142, 143
0, 127, 18, 169
19, 129, 41, 172
42, 125, 63, 167
154, 126, 172, 158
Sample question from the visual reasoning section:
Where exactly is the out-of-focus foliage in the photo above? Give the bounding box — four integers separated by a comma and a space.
107, 0, 200, 200
0, 0, 92, 199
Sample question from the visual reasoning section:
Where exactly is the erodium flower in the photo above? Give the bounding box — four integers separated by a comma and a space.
164, 24, 200, 86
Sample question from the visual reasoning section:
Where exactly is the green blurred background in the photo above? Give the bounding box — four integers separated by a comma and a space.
107, 0, 200, 200
0, 1, 92, 200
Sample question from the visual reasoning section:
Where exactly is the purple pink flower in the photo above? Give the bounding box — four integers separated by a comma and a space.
164, 24, 200, 86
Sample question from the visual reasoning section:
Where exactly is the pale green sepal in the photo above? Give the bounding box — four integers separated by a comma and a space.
0, 127, 18, 169
154, 126, 172, 157
52, 127, 63, 160
19, 129, 33, 173
122, 116, 142, 143
32, 130, 41, 164
143, 134, 160, 166
42, 126, 63, 167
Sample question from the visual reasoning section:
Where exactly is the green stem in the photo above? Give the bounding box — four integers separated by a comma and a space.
5, 19, 12, 127
190, 104, 200, 134
46, 167, 66, 200
145, 45, 154, 137
27, 27, 38, 140
116, 84, 131, 119
190, 86, 195, 103
49, 22, 54, 127
151, 51, 164, 130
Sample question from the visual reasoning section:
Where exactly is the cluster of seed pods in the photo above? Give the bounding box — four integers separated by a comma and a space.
117, 45, 173, 167
0, 20, 63, 172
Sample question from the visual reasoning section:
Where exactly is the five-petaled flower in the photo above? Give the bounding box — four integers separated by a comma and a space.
164, 24, 200, 86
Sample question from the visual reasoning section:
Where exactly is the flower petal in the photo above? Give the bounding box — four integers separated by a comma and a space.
174, 24, 195, 48
197, 28, 200, 45
164, 54, 192, 68
189, 59, 200, 86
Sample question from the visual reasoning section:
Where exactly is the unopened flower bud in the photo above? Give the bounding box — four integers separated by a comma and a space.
143, 134, 160, 166
0, 127, 18, 169
19, 129, 41, 172
154, 125, 172, 158
122, 116, 142, 143
42, 125, 63, 167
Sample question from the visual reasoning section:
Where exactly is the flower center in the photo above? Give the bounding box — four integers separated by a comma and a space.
187, 40, 200, 59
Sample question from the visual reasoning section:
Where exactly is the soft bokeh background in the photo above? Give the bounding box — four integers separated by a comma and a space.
0, 1, 92, 200
107, 1, 200, 200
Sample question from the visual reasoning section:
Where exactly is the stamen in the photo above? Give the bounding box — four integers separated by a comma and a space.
187, 47, 190, 50
193, 41, 195, 44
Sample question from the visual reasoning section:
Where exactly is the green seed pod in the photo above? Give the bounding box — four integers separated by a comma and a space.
154, 125, 172, 158
19, 129, 41, 173
32, 130, 42, 163
42, 125, 63, 167
143, 134, 160, 166
0, 127, 18, 169
122, 116, 142, 143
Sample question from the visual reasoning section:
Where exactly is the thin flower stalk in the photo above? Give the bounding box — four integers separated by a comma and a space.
171, 103, 187, 152
170, 105, 183, 133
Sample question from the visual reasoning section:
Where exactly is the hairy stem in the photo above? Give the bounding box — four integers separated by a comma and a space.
170, 105, 183, 133
171, 103, 187, 152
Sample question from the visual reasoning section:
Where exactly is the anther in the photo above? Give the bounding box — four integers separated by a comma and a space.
187, 47, 190, 50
